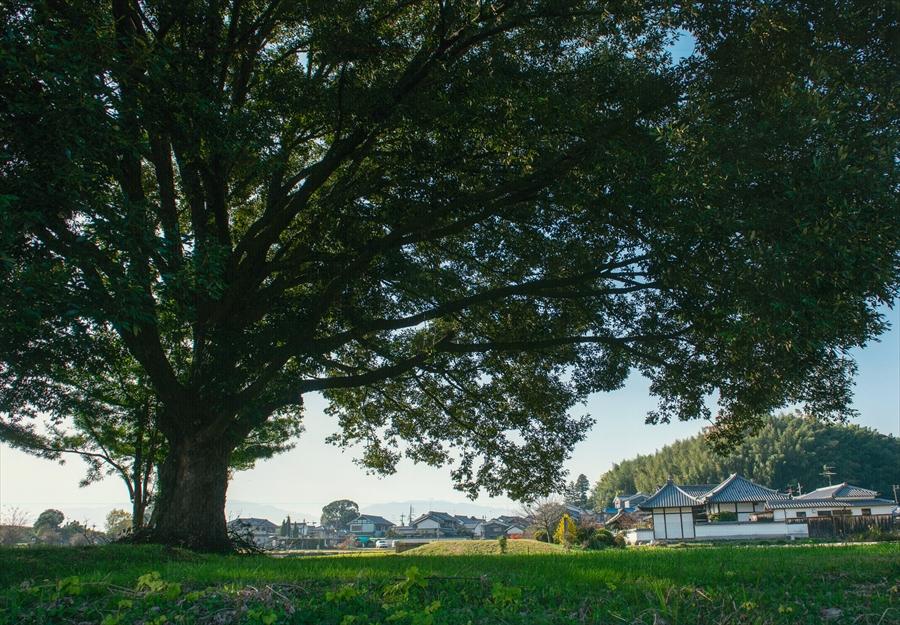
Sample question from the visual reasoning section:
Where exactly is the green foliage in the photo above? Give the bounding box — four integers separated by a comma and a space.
105, 509, 132, 537
553, 514, 577, 548
321, 500, 360, 531
591, 414, 900, 509
2, 0, 898, 548
708, 512, 738, 523
34, 509, 64, 531
533, 529, 549, 543
490, 582, 522, 609
135, 571, 181, 600
579, 527, 616, 550
564, 474, 591, 509
497, 536, 508, 554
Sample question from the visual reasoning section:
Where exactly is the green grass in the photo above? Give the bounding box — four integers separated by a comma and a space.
0, 543, 897, 624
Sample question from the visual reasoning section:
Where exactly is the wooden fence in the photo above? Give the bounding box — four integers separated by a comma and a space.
805, 514, 896, 539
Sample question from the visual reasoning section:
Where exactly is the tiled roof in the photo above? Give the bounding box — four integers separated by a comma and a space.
355, 514, 394, 526
411, 511, 459, 526
703, 474, 788, 504
680, 484, 717, 498
766, 498, 895, 510
228, 518, 278, 529
615, 492, 648, 502
639, 480, 701, 509
795, 483, 879, 500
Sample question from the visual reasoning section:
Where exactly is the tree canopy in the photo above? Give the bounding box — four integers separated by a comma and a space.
320, 500, 360, 530
590, 413, 900, 509
563, 474, 590, 509
1, 0, 897, 550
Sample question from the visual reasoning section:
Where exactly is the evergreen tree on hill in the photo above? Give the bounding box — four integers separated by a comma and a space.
590, 414, 900, 509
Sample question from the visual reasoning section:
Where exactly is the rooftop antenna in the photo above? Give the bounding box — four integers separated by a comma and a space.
796, 481, 803, 495
820, 465, 836, 486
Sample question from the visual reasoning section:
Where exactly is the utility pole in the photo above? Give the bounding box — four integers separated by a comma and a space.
892, 484, 899, 505
820, 465, 835, 486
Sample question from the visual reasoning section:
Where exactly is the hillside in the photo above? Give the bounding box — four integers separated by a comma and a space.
591, 414, 900, 508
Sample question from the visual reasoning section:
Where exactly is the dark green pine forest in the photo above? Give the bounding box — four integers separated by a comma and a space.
591, 414, 900, 509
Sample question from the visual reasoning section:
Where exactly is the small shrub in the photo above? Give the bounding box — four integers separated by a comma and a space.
708, 511, 737, 523
612, 532, 627, 548
553, 514, 577, 547
533, 528, 549, 542
497, 535, 508, 554
583, 528, 615, 550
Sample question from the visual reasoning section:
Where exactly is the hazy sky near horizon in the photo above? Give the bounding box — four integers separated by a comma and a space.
2, 303, 897, 527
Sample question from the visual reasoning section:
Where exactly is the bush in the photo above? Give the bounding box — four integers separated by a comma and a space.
708, 511, 737, 523
584, 528, 615, 550
613, 533, 626, 548
553, 514, 577, 547
497, 536, 508, 554
533, 529, 549, 542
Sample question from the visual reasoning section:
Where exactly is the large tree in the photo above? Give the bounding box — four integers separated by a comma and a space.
321, 499, 360, 531
0, 333, 302, 529
1, 1, 897, 551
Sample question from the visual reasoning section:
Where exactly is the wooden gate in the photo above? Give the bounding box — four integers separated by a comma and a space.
806, 514, 896, 539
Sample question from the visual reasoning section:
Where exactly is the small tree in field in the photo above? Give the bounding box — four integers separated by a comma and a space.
105, 509, 133, 537
522, 498, 565, 543
0, 507, 31, 545
554, 513, 577, 548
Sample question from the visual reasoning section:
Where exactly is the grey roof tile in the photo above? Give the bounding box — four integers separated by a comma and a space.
766, 497, 895, 510
795, 483, 880, 499
680, 484, 717, 498
639, 480, 701, 509
703, 474, 788, 503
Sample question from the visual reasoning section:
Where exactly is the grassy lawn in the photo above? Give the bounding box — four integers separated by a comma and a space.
0, 542, 897, 624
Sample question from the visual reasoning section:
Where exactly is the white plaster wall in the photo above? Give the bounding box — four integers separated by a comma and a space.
777, 504, 894, 519
624, 528, 655, 545
695, 522, 808, 540
415, 519, 441, 529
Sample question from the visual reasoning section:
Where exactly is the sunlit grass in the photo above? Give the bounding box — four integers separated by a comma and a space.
0, 543, 896, 624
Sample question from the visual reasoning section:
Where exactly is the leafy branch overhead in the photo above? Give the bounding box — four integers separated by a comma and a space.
0, 0, 897, 548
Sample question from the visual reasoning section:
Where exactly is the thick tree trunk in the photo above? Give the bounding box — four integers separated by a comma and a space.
147, 433, 233, 552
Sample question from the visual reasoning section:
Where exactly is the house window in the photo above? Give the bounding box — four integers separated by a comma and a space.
833, 509, 851, 517
861, 508, 871, 516
817, 510, 832, 517
795, 511, 806, 519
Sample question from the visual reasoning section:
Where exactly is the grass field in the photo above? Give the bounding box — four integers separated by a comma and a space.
0, 542, 897, 624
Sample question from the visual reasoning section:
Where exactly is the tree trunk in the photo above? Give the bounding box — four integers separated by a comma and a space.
147, 433, 233, 552
132, 478, 144, 529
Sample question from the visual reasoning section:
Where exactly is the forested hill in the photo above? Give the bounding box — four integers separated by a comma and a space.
591, 415, 899, 510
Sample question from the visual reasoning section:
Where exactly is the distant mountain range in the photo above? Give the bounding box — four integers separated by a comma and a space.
225, 500, 318, 524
